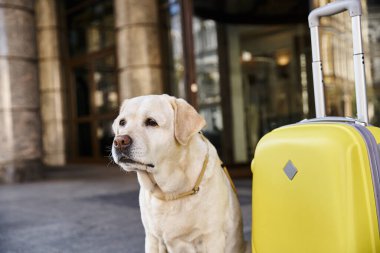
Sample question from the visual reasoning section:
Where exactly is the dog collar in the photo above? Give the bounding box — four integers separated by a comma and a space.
150, 133, 209, 201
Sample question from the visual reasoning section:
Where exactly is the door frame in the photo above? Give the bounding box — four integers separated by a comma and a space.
66, 47, 119, 163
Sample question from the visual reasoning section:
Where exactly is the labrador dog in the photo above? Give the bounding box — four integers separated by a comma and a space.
112, 94, 248, 253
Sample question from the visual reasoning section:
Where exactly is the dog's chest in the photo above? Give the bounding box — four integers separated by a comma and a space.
141, 195, 206, 238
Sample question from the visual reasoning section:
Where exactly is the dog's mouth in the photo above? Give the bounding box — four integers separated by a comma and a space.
119, 157, 155, 168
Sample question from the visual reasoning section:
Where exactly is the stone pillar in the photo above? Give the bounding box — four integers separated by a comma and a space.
114, 0, 164, 100
35, 0, 66, 165
0, 0, 42, 182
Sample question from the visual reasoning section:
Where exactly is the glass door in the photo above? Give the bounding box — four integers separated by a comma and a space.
65, 0, 118, 162
240, 25, 310, 157
193, 17, 224, 158
69, 52, 118, 162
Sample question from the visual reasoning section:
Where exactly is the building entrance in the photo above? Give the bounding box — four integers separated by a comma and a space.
65, 0, 118, 162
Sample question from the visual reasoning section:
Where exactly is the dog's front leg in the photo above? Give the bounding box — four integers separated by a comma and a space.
145, 234, 167, 253
165, 240, 197, 253
204, 233, 226, 253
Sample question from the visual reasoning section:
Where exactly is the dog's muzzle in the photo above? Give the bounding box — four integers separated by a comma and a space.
112, 135, 154, 168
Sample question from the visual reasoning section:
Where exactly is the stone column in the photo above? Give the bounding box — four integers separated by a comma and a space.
114, 0, 164, 100
0, 0, 42, 182
35, 0, 66, 165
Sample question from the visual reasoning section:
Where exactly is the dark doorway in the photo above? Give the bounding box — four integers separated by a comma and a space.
64, 0, 119, 162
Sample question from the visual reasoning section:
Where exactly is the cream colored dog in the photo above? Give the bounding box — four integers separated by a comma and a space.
112, 94, 248, 253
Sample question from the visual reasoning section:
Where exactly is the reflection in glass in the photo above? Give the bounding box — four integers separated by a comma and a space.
67, 1, 115, 56
66, 0, 117, 161
77, 123, 93, 156
94, 55, 118, 113
74, 67, 90, 116
161, 0, 186, 98
97, 120, 114, 156
193, 17, 223, 153
240, 26, 305, 155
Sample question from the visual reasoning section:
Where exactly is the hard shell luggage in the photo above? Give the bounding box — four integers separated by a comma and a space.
251, 0, 380, 252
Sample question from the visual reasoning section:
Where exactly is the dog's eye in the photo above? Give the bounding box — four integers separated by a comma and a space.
145, 118, 158, 127
119, 119, 126, 126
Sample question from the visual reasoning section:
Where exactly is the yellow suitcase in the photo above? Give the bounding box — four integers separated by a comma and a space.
252, 121, 380, 252
251, 1, 380, 252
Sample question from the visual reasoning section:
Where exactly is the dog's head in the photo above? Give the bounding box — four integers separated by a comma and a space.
112, 95, 206, 172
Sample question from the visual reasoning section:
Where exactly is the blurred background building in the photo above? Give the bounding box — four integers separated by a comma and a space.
0, 0, 379, 182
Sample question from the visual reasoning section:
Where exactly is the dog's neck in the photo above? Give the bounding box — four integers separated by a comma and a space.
137, 133, 210, 201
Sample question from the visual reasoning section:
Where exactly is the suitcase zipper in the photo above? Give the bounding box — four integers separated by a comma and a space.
352, 124, 380, 234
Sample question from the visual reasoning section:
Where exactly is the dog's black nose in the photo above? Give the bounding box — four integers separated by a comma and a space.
113, 135, 133, 151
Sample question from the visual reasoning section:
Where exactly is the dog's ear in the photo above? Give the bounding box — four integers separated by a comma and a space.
172, 98, 206, 146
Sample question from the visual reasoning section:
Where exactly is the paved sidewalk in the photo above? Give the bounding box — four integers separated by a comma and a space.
0, 165, 252, 253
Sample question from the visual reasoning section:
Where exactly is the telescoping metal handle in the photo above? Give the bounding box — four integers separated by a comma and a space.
308, 0, 369, 124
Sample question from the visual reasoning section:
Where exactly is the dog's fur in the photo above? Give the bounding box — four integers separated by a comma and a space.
112, 94, 247, 253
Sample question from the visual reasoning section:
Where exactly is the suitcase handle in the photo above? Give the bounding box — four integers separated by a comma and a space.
308, 0, 369, 124
308, 0, 362, 27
